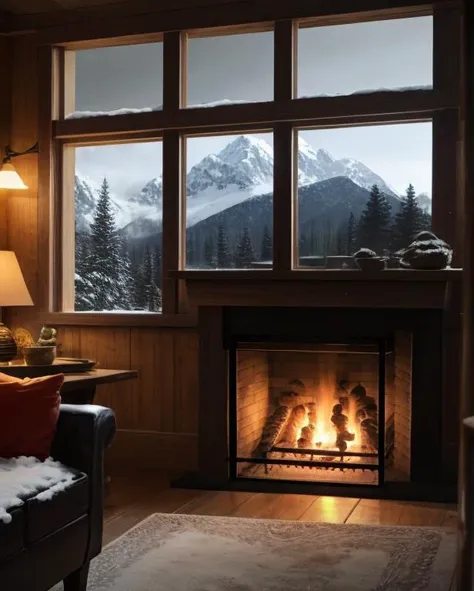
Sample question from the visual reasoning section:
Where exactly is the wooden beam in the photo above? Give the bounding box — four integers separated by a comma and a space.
161, 34, 183, 314
37, 44, 55, 313
54, 89, 453, 140
458, 0, 474, 587
0, 36, 11, 250
22, 1, 459, 45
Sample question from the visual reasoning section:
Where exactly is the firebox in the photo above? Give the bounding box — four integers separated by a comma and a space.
230, 335, 412, 488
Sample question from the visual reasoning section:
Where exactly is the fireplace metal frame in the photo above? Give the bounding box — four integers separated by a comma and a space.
229, 336, 387, 489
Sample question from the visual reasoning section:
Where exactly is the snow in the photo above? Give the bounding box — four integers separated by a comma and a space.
0, 457, 76, 524
186, 182, 272, 227
300, 84, 433, 99
66, 99, 251, 119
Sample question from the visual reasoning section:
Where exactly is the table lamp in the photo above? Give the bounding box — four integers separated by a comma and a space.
0, 251, 34, 363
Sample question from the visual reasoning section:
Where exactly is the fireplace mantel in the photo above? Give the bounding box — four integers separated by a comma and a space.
173, 269, 462, 310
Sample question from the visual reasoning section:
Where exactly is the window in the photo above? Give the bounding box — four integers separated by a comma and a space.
50, 8, 460, 319
186, 30, 274, 107
66, 42, 163, 118
65, 141, 163, 312
185, 132, 274, 269
298, 17, 433, 98
296, 123, 433, 267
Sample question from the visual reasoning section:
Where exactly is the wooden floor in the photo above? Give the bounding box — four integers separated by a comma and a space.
104, 471, 457, 545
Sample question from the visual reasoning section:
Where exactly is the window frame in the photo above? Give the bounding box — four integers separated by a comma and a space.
37, 2, 462, 326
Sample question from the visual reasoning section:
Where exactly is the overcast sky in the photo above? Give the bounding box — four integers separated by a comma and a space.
75, 16, 433, 197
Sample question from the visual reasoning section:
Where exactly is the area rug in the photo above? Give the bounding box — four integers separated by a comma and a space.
61, 513, 456, 590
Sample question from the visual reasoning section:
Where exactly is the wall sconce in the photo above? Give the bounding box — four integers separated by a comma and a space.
0, 143, 39, 190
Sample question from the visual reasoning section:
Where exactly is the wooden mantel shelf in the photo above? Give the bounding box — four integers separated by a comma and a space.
172, 269, 462, 309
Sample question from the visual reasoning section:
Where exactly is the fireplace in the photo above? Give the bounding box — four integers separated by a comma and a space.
171, 269, 462, 501
231, 335, 412, 488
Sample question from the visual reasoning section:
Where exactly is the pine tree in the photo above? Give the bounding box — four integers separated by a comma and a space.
390, 184, 429, 251
260, 225, 273, 261
186, 235, 195, 268
235, 227, 255, 268
216, 224, 232, 268
86, 177, 133, 311
133, 246, 162, 312
152, 245, 162, 289
75, 228, 94, 311
357, 184, 392, 253
204, 236, 216, 268
346, 212, 356, 255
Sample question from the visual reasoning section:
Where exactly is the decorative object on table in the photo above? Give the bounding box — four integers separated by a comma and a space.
353, 248, 386, 271
0, 357, 96, 379
23, 345, 57, 366
398, 231, 453, 270
0, 251, 34, 363
37, 325, 57, 347
12, 327, 35, 358
63, 513, 455, 591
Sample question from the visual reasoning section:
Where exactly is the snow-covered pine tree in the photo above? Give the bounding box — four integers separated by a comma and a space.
74, 224, 94, 310
357, 184, 392, 253
216, 224, 232, 268
299, 233, 308, 257
390, 184, 430, 251
86, 177, 133, 311
152, 245, 162, 290
235, 227, 255, 268
346, 212, 356, 255
260, 225, 273, 261
186, 235, 195, 267
204, 236, 216, 268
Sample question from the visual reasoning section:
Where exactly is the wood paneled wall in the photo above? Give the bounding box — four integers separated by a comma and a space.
4, 35, 199, 472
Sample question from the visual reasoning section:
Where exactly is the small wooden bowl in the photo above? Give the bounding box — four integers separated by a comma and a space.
355, 257, 386, 272
23, 346, 57, 366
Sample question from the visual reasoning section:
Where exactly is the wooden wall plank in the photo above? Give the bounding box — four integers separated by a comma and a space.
0, 36, 11, 250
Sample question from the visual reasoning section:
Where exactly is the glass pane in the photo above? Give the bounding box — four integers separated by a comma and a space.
298, 17, 433, 98
185, 133, 274, 269
186, 31, 273, 107
73, 141, 163, 312
69, 43, 163, 118
296, 122, 432, 268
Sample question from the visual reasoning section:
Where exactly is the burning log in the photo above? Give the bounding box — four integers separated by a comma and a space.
253, 405, 290, 456
281, 404, 307, 446
297, 424, 315, 449
360, 418, 378, 450
331, 404, 355, 453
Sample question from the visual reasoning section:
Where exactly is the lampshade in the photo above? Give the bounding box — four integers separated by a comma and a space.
0, 251, 33, 306
0, 162, 28, 190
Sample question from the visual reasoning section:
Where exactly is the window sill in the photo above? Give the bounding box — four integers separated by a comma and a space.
41, 312, 197, 328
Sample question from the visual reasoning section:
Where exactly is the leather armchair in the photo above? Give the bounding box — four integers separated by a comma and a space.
0, 404, 116, 591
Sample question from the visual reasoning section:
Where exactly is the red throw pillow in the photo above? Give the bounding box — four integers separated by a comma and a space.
0, 373, 64, 460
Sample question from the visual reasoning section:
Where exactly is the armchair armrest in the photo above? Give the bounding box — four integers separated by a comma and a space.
50, 404, 116, 560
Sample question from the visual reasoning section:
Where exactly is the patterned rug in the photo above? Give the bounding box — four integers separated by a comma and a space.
64, 513, 457, 590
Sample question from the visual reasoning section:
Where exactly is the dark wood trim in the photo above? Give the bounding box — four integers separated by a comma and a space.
198, 306, 229, 484
172, 269, 462, 280
162, 132, 183, 314
272, 22, 296, 271
182, 278, 454, 308
37, 45, 55, 314
19, 1, 458, 45
458, 0, 474, 587
273, 123, 295, 270
161, 31, 184, 315
432, 109, 461, 258
41, 311, 197, 327
53, 90, 452, 139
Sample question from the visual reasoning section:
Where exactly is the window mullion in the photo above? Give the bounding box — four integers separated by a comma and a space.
162, 31, 184, 313
273, 20, 296, 271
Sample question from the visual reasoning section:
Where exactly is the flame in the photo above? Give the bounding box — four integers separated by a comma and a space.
299, 375, 361, 452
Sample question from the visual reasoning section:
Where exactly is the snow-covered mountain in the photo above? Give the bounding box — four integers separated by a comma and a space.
75, 134, 398, 240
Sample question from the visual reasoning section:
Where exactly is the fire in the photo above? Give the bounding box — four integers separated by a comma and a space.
298, 381, 361, 452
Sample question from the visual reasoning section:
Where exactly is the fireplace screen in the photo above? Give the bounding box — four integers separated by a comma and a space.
231, 340, 400, 486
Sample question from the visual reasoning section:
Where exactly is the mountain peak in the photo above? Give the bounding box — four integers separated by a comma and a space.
316, 148, 335, 164
218, 135, 273, 164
